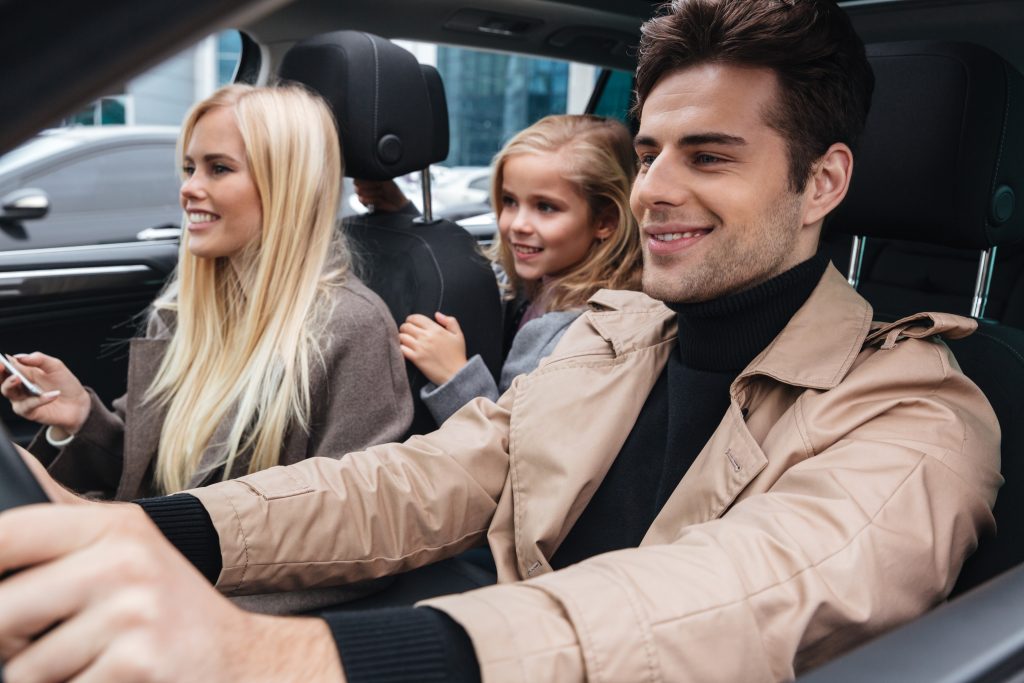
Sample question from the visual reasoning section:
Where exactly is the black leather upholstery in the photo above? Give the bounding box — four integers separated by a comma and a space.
279, 31, 503, 437
279, 31, 446, 180
830, 41, 1024, 249
827, 41, 1024, 595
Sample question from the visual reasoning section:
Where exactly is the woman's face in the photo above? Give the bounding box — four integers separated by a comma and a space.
497, 151, 612, 282
180, 106, 263, 261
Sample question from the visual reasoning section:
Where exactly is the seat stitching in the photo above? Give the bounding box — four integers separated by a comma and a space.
966, 327, 1024, 366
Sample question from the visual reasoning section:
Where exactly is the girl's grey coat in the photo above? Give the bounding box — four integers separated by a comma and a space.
419, 309, 581, 425
29, 277, 413, 500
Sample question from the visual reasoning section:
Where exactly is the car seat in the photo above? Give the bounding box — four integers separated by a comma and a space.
828, 41, 1024, 595
278, 31, 504, 437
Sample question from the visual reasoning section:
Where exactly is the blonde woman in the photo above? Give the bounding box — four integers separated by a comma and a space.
0, 84, 412, 499
400, 114, 643, 424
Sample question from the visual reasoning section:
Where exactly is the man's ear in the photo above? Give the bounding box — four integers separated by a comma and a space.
802, 143, 853, 227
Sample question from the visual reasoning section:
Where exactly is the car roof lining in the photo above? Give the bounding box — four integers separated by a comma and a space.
240, 0, 1024, 75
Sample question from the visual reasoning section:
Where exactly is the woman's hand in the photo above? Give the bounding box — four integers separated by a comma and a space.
0, 352, 91, 437
399, 312, 469, 386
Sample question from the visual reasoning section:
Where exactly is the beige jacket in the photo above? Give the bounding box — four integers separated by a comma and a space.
192, 265, 1001, 682
32, 277, 413, 500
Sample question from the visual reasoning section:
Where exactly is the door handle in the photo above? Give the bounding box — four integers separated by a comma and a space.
136, 226, 182, 241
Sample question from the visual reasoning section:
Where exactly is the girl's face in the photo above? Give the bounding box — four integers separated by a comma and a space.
498, 151, 614, 282
180, 106, 263, 261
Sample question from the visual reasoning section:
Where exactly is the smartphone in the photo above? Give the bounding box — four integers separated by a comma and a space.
0, 353, 42, 396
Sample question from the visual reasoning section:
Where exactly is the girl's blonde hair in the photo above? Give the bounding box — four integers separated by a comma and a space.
149, 83, 348, 494
490, 114, 642, 310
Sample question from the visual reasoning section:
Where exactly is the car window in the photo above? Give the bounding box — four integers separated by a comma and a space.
24, 145, 179, 213
0, 30, 242, 252
590, 69, 635, 124
363, 41, 607, 220
398, 41, 598, 165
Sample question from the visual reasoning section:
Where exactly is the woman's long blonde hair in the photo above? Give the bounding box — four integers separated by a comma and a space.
490, 114, 642, 310
148, 84, 348, 494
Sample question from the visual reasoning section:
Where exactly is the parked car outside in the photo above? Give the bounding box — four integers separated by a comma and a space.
0, 126, 181, 251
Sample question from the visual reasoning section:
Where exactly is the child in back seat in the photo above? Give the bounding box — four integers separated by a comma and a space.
399, 114, 643, 424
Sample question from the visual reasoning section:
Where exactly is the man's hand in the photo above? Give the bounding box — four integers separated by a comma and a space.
0, 353, 92, 438
353, 179, 412, 214
399, 312, 469, 386
0, 503, 345, 682
12, 443, 83, 505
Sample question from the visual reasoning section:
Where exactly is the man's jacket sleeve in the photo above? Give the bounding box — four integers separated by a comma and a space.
187, 388, 515, 595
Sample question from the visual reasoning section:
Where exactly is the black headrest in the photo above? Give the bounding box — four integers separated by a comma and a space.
278, 31, 449, 180
828, 41, 1024, 250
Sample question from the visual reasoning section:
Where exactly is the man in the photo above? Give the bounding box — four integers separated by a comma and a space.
0, 0, 1000, 681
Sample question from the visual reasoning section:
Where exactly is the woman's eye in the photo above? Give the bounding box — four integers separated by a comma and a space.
500, 195, 516, 207
212, 164, 232, 175
537, 202, 557, 214
182, 165, 195, 177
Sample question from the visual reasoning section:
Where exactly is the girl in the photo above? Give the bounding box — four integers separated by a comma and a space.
0, 84, 412, 499
400, 114, 642, 424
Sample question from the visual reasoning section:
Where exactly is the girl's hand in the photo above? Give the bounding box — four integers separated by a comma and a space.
399, 312, 469, 386
0, 353, 91, 437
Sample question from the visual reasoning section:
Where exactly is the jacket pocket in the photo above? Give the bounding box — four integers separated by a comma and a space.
237, 465, 314, 500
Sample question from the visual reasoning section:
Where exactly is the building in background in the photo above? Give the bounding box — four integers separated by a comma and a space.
397, 40, 599, 167
63, 31, 242, 127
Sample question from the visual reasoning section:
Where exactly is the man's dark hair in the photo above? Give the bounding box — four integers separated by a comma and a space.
634, 0, 874, 191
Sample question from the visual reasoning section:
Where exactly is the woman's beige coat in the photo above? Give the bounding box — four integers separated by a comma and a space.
192, 265, 1001, 682
30, 277, 412, 500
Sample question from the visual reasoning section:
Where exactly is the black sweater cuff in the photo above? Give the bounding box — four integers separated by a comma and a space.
324, 606, 481, 683
135, 493, 223, 584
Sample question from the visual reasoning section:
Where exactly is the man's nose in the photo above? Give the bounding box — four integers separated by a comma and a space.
633, 155, 690, 212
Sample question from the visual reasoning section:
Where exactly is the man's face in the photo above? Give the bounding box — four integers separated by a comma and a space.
631, 63, 821, 303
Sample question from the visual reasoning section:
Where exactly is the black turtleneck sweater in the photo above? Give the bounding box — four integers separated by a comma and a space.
552, 254, 828, 568
139, 255, 829, 683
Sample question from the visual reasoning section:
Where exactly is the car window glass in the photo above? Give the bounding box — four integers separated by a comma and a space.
0, 30, 242, 252
24, 145, 179, 213
590, 69, 634, 125
371, 41, 603, 220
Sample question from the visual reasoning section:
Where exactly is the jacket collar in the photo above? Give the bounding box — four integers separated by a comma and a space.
585, 263, 873, 391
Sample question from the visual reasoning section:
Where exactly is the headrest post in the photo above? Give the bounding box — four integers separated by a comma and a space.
847, 235, 866, 289
414, 167, 439, 225
971, 246, 998, 319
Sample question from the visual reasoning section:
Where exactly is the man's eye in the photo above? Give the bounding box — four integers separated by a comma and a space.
637, 153, 656, 169
694, 153, 723, 165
